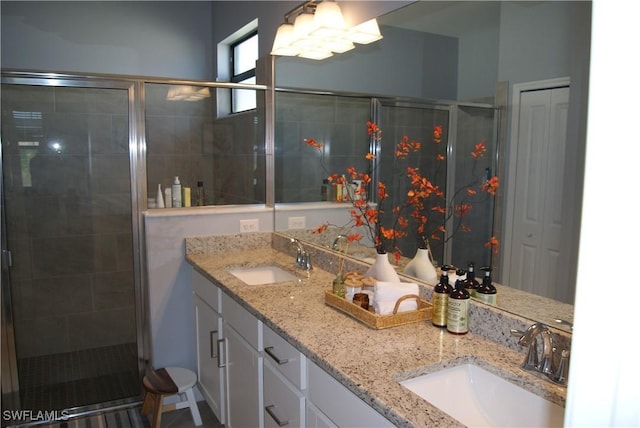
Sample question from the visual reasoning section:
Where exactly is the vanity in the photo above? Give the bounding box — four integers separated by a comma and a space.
185, 232, 569, 427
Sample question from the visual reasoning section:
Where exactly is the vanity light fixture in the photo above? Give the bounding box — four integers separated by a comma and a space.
271, 0, 383, 60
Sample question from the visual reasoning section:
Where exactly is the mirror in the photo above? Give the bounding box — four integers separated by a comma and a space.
273, 1, 590, 333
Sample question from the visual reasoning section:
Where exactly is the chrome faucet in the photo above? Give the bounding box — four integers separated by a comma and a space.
511, 322, 569, 385
332, 234, 347, 251
290, 238, 312, 271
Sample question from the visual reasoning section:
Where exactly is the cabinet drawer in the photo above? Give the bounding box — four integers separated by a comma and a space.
307, 361, 394, 428
193, 270, 220, 312
222, 291, 261, 350
264, 360, 305, 428
263, 324, 306, 390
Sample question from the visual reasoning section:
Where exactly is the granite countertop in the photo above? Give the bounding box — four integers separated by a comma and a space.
186, 240, 567, 427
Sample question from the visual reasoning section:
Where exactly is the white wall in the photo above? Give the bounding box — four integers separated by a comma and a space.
144, 207, 273, 370
565, 1, 640, 425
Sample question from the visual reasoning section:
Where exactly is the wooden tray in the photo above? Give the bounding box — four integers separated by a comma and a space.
324, 291, 432, 330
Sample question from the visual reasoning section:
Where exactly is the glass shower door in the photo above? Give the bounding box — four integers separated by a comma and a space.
1, 82, 141, 415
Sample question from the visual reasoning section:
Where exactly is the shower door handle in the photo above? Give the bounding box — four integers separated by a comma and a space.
1, 250, 12, 268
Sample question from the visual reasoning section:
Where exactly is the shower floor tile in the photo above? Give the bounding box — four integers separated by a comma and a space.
17, 343, 140, 411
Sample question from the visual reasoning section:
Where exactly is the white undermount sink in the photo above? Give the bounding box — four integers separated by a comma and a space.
228, 265, 297, 285
400, 363, 565, 427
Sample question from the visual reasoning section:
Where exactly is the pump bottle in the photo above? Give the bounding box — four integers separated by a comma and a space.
447, 278, 470, 335
475, 266, 498, 305
431, 265, 453, 328
462, 262, 480, 297
171, 176, 182, 207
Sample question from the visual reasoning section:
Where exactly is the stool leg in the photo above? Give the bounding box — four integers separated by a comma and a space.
151, 393, 163, 428
141, 391, 153, 416
185, 387, 202, 426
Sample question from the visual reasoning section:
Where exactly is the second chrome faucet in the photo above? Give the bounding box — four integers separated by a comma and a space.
511, 322, 570, 386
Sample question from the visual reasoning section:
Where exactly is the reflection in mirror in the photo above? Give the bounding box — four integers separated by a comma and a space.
274, 1, 590, 334
275, 90, 499, 282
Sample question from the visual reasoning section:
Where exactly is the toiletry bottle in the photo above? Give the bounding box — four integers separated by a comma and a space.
432, 265, 453, 328
321, 179, 328, 201
196, 181, 205, 206
182, 187, 191, 207
462, 262, 479, 298
156, 183, 165, 208
171, 176, 182, 207
336, 181, 343, 202
447, 278, 470, 335
475, 266, 498, 305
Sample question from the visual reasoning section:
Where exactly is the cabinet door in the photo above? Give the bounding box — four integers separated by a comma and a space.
225, 323, 263, 428
194, 296, 225, 424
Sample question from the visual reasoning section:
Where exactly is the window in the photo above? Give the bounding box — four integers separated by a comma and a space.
230, 31, 258, 113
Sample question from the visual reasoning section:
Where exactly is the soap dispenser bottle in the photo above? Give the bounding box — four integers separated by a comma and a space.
475, 266, 498, 305
171, 176, 182, 207
447, 278, 470, 335
462, 262, 480, 298
432, 265, 453, 328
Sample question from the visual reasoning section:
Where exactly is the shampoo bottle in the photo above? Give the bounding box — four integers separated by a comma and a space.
431, 265, 453, 328
171, 176, 182, 207
462, 262, 480, 298
447, 278, 470, 335
475, 266, 498, 305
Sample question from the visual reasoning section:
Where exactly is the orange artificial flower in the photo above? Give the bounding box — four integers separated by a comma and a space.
484, 236, 500, 254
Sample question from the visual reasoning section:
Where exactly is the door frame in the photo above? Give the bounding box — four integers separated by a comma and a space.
501, 77, 575, 299
0, 72, 149, 416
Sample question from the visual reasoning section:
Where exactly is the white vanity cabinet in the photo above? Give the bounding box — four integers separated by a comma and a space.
307, 360, 395, 428
222, 292, 264, 428
193, 270, 263, 428
193, 271, 226, 423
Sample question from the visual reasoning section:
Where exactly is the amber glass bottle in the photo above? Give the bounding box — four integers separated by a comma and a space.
447, 279, 470, 335
462, 262, 480, 298
475, 266, 497, 305
431, 265, 453, 328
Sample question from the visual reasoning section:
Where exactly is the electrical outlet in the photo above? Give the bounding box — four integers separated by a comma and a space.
240, 219, 259, 233
288, 216, 306, 229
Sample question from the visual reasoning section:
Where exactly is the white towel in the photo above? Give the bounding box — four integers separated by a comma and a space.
373, 298, 418, 315
373, 281, 419, 315
374, 281, 419, 301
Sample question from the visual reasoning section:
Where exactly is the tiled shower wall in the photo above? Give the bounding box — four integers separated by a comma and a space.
145, 83, 266, 206
1, 85, 136, 358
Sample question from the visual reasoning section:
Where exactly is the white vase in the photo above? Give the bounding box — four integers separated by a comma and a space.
403, 248, 438, 284
366, 252, 400, 282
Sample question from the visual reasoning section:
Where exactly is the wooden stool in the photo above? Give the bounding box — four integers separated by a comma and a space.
141, 367, 202, 428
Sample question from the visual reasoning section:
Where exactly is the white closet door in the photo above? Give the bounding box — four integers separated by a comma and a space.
509, 86, 569, 300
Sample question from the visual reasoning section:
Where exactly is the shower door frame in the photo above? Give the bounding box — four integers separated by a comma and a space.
0, 71, 149, 416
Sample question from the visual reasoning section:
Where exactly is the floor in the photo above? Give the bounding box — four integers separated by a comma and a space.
150, 401, 222, 428
17, 343, 139, 410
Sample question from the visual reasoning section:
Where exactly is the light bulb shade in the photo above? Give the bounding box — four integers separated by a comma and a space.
293, 11, 316, 40
322, 37, 355, 54
311, 1, 347, 39
271, 23, 299, 56
297, 47, 333, 60
349, 18, 383, 44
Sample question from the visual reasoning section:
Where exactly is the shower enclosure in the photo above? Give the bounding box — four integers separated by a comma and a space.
1, 77, 145, 418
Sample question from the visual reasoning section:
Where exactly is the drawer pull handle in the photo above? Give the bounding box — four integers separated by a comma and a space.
217, 338, 227, 368
265, 405, 289, 426
209, 330, 218, 359
265, 346, 289, 365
